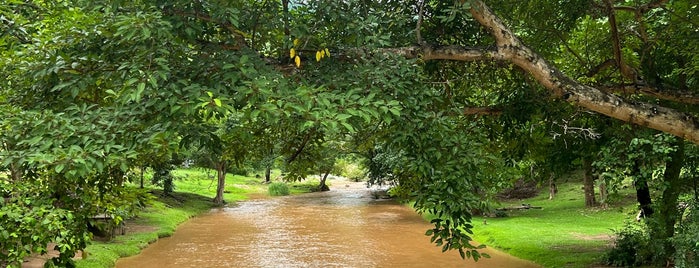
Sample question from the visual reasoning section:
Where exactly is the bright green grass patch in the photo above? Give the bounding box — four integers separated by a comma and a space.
471, 180, 638, 268
171, 168, 268, 202
268, 182, 290, 196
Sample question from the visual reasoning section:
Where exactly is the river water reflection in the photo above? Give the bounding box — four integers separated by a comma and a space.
116, 181, 540, 268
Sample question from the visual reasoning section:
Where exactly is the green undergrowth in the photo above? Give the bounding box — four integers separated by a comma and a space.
470, 179, 638, 268
268, 182, 290, 196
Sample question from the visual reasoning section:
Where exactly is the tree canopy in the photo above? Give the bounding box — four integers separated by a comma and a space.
1, 0, 698, 266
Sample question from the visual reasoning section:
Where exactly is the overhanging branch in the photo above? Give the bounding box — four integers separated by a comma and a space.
600, 85, 699, 105
385, 45, 495, 61
467, 0, 699, 144
463, 106, 503, 116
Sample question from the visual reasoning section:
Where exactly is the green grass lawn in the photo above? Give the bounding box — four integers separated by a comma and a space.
471, 180, 639, 268
171, 168, 270, 200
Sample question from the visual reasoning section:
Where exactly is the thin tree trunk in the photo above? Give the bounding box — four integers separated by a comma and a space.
318, 171, 330, 192
213, 161, 227, 205
654, 139, 684, 262
583, 158, 597, 207
140, 166, 145, 188
265, 166, 271, 183
633, 160, 654, 219
599, 180, 608, 208
548, 174, 557, 200
9, 162, 22, 182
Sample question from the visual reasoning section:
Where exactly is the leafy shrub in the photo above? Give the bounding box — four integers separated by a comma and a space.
151, 165, 176, 194
671, 202, 699, 268
604, 222, 653, 267
333, 158, 367, 182
228, 165, 252, 176
268, 182, 290, 196
494, 210, 508, 218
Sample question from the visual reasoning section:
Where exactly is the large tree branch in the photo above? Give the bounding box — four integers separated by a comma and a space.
600, 85, 699, 105
466, 0, 699, 144
463, 106, 502, 116
396, 1, 699, 144
603, 0, 642, 84
386, 45, 495, 61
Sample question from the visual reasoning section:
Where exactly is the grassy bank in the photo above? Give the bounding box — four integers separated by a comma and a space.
75, 191, 213, 268
470, 179, 638, 268
74, 168, 290, 268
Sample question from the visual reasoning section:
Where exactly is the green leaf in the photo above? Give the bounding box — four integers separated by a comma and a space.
341, 122, 355, 132
55, 164, 65, 173
336, 113, 352, 121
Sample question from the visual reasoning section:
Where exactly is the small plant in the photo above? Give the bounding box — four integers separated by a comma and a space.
268, 182, 290, 196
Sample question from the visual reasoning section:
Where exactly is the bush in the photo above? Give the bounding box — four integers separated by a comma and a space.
672, 202, 699, 268
334, 158, 366, 182
604, 222, 653, 267
268, 182, 290, 196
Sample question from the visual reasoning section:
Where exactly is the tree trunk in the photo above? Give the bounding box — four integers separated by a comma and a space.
582, 158, 597, 207
264, 166, 271, 183
599, 180, 608, 208
548, 175, 557, 200
633, 160, 654, 219
9, 162, 22, 182
653, 139, 685, 263
213, 161, 227, 205
318, 171, 331, 192
140, 166, 145, 188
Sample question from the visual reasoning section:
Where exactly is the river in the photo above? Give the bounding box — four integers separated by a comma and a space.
116, 181, 540, 268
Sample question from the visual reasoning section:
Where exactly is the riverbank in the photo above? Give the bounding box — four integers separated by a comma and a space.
470, 179, 637, 267
115, 179, 539, 268
71, 169, 274, 268
25, 168, 633, 268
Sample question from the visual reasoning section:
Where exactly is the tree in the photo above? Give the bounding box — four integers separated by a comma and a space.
2, 0, 698, 265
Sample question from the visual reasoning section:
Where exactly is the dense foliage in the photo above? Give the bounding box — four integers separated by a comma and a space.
1, 0, 698, 266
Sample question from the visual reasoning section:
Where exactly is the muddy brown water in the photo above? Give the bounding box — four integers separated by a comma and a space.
116, 182, 540, 268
